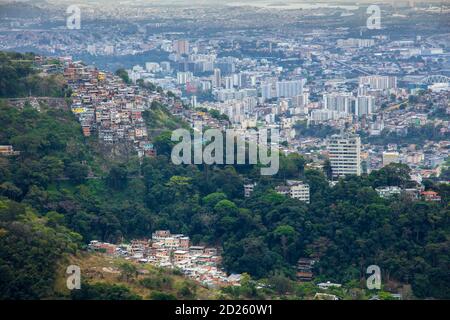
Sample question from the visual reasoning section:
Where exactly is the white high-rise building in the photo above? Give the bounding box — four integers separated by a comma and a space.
276, 80, 304, 98
104, 45, 115, 55
327, 134, 362, 178
337, 38, 375, 48
323, 93, 354, 114
213, 68, 221, 88
355, 95, 374, 117
173, 40, 190, 55
87, 44, 97, 55
190, 95, 197, 108
261, 83, 273, 101
224, 76, 234, 89
292, 93, 309, 108
359, 76, 397, 90
201, 80, 212, 91
309, 109, 348, 123
232, 73, 240, 88
177, 72, 193, 85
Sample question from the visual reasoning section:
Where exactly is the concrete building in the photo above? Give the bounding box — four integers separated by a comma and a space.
375, 186, 401, 198
261, 82, 273, 101
244, 183, 257, 198
275, 180, 310, 203
177, 71, 193, 84
174, 40, 190, 55
276, 80, 304, 98
213, 68, 221, 88
327, 134, 362, 178
355, 95, 374, 117
323, 93, 354, 114
288, 180, 310, 203
359, 75, 397, 90
382, 151, 400, 167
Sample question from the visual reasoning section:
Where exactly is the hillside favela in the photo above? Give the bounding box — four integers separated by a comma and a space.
0, 0, 449, 309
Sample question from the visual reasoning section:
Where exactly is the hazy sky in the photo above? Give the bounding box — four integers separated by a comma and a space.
5, 0, 448, 3
1, 0, 447, 7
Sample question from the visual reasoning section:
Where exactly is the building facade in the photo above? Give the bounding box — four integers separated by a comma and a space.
327, 134, 362, 178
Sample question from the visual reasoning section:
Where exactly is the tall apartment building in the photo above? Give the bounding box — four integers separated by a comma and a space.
215, 59, 236, 75
355, 95, 374, 117
261, 82, 273, 101
174, 40, 190, 55
177, 71, 193, 84
359, 76, 397, 90
292, 92, 309, 108
323, 93, 354, 114
309, 109, 348, 123
213, 68, 221, 88
224, 76, 234, 89
190, 95, 197, 108
327, 134, 362, 178
276, 80, 304, 98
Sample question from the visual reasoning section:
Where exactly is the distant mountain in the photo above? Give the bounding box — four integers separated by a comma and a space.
0, 2, 47, 19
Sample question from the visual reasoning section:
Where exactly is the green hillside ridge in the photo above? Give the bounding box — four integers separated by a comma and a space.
0, 51, 71, 98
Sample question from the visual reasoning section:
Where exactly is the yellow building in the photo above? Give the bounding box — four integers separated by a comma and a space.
98, 72, 106, 81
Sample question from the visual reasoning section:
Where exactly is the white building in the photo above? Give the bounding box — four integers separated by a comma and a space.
327, 134, 362, 178
276, 80, 304, 98
177, 72, 193, 85
309, 109, 348, 123
145, 62, 160, 73
276, 180, 310, 203
173, 39, 190, 55
337, 38, 375, 48
355, 95, 374, 117
359, 76, 397, 90
375, 186, 402, 198
292, 92, 309, 110
261, 82, 273, 101
190, 96, 197, 108
224, 76, 234, 89
323, 93, 354, 114
244, 183, 257, 198
213, 68, 221, 88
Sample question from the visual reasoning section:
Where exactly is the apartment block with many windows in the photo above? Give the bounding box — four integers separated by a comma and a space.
327, 134, 362, 178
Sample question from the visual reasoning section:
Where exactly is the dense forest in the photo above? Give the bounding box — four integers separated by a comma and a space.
0, 51, 448, 299
0, 198, 81, 299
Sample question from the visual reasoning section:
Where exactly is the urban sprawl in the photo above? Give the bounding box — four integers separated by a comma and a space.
1, 1, 449, 293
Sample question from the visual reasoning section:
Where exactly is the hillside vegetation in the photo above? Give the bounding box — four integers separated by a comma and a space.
0, 51, 70, 98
